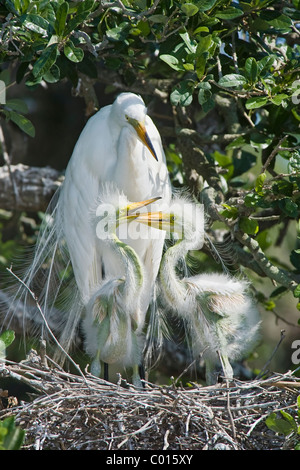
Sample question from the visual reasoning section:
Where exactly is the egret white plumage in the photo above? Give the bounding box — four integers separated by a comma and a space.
136, 195, 261, 384
4, 92, 171, 379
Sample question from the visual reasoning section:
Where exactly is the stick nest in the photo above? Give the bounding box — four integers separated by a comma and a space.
0, 350, 299, 450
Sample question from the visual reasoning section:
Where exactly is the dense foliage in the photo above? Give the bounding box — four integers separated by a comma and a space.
0, 0, 300, 368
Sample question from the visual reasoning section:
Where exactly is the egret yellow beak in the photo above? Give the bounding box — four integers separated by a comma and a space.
128, 117, 158, 161
126, 196, 161, 215
117, 197, 162, 225
133, 211, 175, 231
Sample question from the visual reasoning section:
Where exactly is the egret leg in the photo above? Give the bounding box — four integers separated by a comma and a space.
218, 351, 234, 381
205, 351, 234, 385
205, 359, 220, 385
132, 364, 143, 389
104, 362, 109, 381
90, 350, 101, 377
138, 364, 145, 381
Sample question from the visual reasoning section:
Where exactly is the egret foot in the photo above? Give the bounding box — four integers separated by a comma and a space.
205, 353, 234, 385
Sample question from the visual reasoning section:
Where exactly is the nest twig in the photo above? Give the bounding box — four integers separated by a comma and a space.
0, 351, 299, 450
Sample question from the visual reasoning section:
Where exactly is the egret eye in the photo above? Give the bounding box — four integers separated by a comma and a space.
125, 114, 129, 121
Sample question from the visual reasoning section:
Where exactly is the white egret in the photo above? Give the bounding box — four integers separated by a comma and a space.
58, 92, 171, 353
82, 186, 160, 385
136, 195, 261, 384
4, 93, 171, 376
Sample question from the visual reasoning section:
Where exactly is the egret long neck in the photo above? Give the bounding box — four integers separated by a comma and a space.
160, 239, 188, 307
110, 233, 143, 291
112, 127, 154, 201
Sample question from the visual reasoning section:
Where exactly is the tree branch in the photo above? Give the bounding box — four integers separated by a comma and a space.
0, 164, 63, 212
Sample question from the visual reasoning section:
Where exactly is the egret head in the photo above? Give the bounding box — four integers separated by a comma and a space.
134, 196, 205, 249
112, 92, 158, 161
94, 185, 162, 240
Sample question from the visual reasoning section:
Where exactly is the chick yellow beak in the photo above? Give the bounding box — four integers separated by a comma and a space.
117, 197, 162, 225
128, 117, 158, 161
126, 196, 162, 215
133, 211, 175, 231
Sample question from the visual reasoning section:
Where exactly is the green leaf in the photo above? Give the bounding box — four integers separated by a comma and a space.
270, 286, 288, 299
22, 13, 50, 36
54, 1, 69, 36
280, 411, 298, 432
43, 64, 60, 83
195, 54, 207, 78
245, 57, 258, 83
170, 80, 194, 107
0, 330, 15, 348
289, 152, 300, 171
266, 412, 297, 436
196, 34, 212, 56
5, 99, 28, 114
160, 54, 185, 71
181, 3, 199, 17
106, 24, 129, 42
148, 14, 168, 24
0, 417, 25, 450
77, 0, 95, 13
239, 217, 259, 235
278, 198, 298, 218
194, 26, 210, 34
136, 20, 151, 37
218, 74, 247, 88
260, 11, 292, 33
257, 55, 276, 77
220, 203, 238, 219
197, 0, 217, 12
32, 44, 58, 78
198, 83, 214, 112
215, 7, 243, 19
255, 172, 267, 195
245, 96, 269, 109
270, 94, 288, 106
179, 32, 197, 53
272, 180, 294, 197
198, 87, 212, 105
64, 41, 84, 63
64, 12, 91, 36
264, 299, 276, 311
8, 111, 35, 137
293, 284, 300, 299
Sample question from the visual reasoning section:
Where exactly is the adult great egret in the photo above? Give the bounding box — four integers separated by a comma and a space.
60, 92, 171, 306
5, 92, 171, 379
136, 195, 261, 384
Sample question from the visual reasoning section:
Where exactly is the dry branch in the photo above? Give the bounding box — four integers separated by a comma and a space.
0, 164, 62, 212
